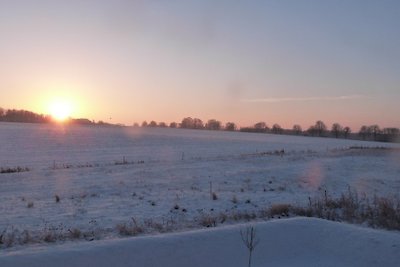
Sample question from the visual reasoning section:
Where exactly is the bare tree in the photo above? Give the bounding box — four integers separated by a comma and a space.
141, 121, 148, 127
272, 123, 283, 134
359, 125, 370, 140
292, 124, 302, 135
149, 121, 157, 127
314, 120, 327, 137
343, 126, 351, 139
307, 126, 317, 136
169, 122, 178, 128
206, 119, 222, 130
181, 117, 194, 128
369, 125, 381, 141
254, 122, 268, 133
193, 118, 204, 129
225, 122, 237, 131
240, 226, 259, 267
331, 123, 343, 138
382, 128, 400, 142
158, 122, 167, 127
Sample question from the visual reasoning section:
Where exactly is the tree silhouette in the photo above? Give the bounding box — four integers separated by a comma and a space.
148, 121, 157, 127
331, 123, 343, 138
292, 124, 302, 135
169, 122, 178, 128
205, 119, 221, 130
359, 125, 370, 140
0, 109, 50, 123
343, 126, 351, 139
253, 122, 268, 133
225, 122, 237, 131
193, 118, 204, 129
314, 120, 327, 137
272, 123, 283, 134
369, 125, 381, 141
181, 117, 204, 129
382, 128, 400, 142
181, 117, 194, 128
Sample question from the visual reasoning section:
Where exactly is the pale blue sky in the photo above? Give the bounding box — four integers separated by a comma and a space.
0, 0, 399, 129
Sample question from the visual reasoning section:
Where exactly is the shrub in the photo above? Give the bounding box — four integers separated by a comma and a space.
0, 166, 30, 174
269, 204, 291, 217
212, 192, 218, 200
68, 228, 81, 239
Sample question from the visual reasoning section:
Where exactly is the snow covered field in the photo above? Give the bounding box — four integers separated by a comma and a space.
2, 218, 400, 267
1, 122, 399, 265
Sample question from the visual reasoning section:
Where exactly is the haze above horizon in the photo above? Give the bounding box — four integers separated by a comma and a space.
1, 0, 399, 129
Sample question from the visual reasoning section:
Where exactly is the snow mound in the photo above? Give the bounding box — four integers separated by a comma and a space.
1, 217, 399, 267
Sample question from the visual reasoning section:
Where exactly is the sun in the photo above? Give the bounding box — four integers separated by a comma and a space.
49, 101, 73, 121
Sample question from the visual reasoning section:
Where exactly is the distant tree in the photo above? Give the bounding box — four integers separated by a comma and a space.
292, 124, 302, 135
307, 126, 317, 136
358, 125, 370, 140
169, 122, 178, 128
382, 128, 400, 142
383, 127, 400, 135
225, 122, 237, 131
193, 118, 204, 129
141, 121, 148, 127
1, 109, 49, 123
368, 125, 381, 141
0, 107, 4, 118
206, 119, 221, 130
149, 121, 157, 127
133, 122, 139, 127
271, 124, 283, 134
181, 117, 194, 128
253, 122, 268, 133
331, 123, 343, 138
158, 122, 167, 127
343, 126, 351, 139
314, 120, 327, 137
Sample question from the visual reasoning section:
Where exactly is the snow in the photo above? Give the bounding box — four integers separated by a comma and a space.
1, 217, 399, 267
1, 122, 400, 265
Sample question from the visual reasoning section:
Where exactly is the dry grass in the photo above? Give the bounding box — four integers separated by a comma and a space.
116, 218, 144, 236
269, 204, 291, 217
290, 189, 400, 230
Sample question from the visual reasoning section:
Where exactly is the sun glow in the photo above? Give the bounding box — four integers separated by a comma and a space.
49, 101, 73, 121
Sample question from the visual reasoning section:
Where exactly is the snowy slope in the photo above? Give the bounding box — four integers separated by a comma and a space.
1, 217, 399, 267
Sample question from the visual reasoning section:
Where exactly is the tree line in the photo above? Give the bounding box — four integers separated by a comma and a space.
138, 118, 400, 143
0, 108, 51, 123
1, 108, 398, 143
0, 108, 116, 126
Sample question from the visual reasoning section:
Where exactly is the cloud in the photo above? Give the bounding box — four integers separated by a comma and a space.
242, 95, 369, 103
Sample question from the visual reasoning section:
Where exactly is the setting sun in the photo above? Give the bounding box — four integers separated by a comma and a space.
49, 101, 73, 121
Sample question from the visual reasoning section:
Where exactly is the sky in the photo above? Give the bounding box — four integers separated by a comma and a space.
0, 0, 399, 129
